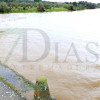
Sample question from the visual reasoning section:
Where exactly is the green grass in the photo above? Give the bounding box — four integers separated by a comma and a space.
0, 7, 76, 13
10, 7, 69, 13
10, 7, 37, 13
2, 7, 87, 13
45, 7, 69, 12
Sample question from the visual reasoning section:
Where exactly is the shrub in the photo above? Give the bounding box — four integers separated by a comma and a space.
63, 4, 75, 11
63, 4, 69, 9
18, 2, 27, 10
69, 5, 75, 11
86, 3, 96, 9
34, 0, 42, 2
37, 3, 45, 12
0, 2, 9, 13
43, 3, 51, 9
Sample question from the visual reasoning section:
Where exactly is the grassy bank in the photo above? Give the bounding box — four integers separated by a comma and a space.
9, 7, 69, 13
0, 1, 99, 13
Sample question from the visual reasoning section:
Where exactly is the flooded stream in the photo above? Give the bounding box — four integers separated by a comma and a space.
0, 9, 100, 100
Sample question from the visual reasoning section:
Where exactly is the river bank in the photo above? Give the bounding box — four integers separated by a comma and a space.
0, 1, 98, 13
0, 7, 70, 14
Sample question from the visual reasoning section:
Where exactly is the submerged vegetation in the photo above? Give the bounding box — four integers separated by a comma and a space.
0, 0, 100, 13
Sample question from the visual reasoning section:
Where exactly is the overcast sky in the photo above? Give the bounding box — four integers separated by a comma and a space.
43, 0, 100, 3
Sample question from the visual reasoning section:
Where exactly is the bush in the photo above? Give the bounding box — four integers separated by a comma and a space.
63, 4, 75, 11
97, 4, 100, 8
34, 0, 42, 2
69, 5, 75, 11
37, 3, 45, 12
0, 2, 9, 13
43, 3, 51, 9
86, 3, 96, 9
18, 2, 27, 10
63, 4, 69, 9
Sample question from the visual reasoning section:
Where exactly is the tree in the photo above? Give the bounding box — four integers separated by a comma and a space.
0, 2, 9, 13
86, 3, 96, 9
73, 2, 77, 6
69, 5, 75, 11
34, 0, 42, 2
43, 3, 51, 9
37, 2, 45, 12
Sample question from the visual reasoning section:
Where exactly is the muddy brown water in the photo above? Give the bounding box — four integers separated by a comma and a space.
0, 9, 100, 100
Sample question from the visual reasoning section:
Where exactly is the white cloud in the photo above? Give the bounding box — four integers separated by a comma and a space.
43, 0, 100, 3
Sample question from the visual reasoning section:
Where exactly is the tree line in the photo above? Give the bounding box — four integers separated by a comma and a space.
0, 0, 99, 13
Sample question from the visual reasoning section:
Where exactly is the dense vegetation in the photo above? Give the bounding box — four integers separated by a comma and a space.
0, 0, 100, 13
